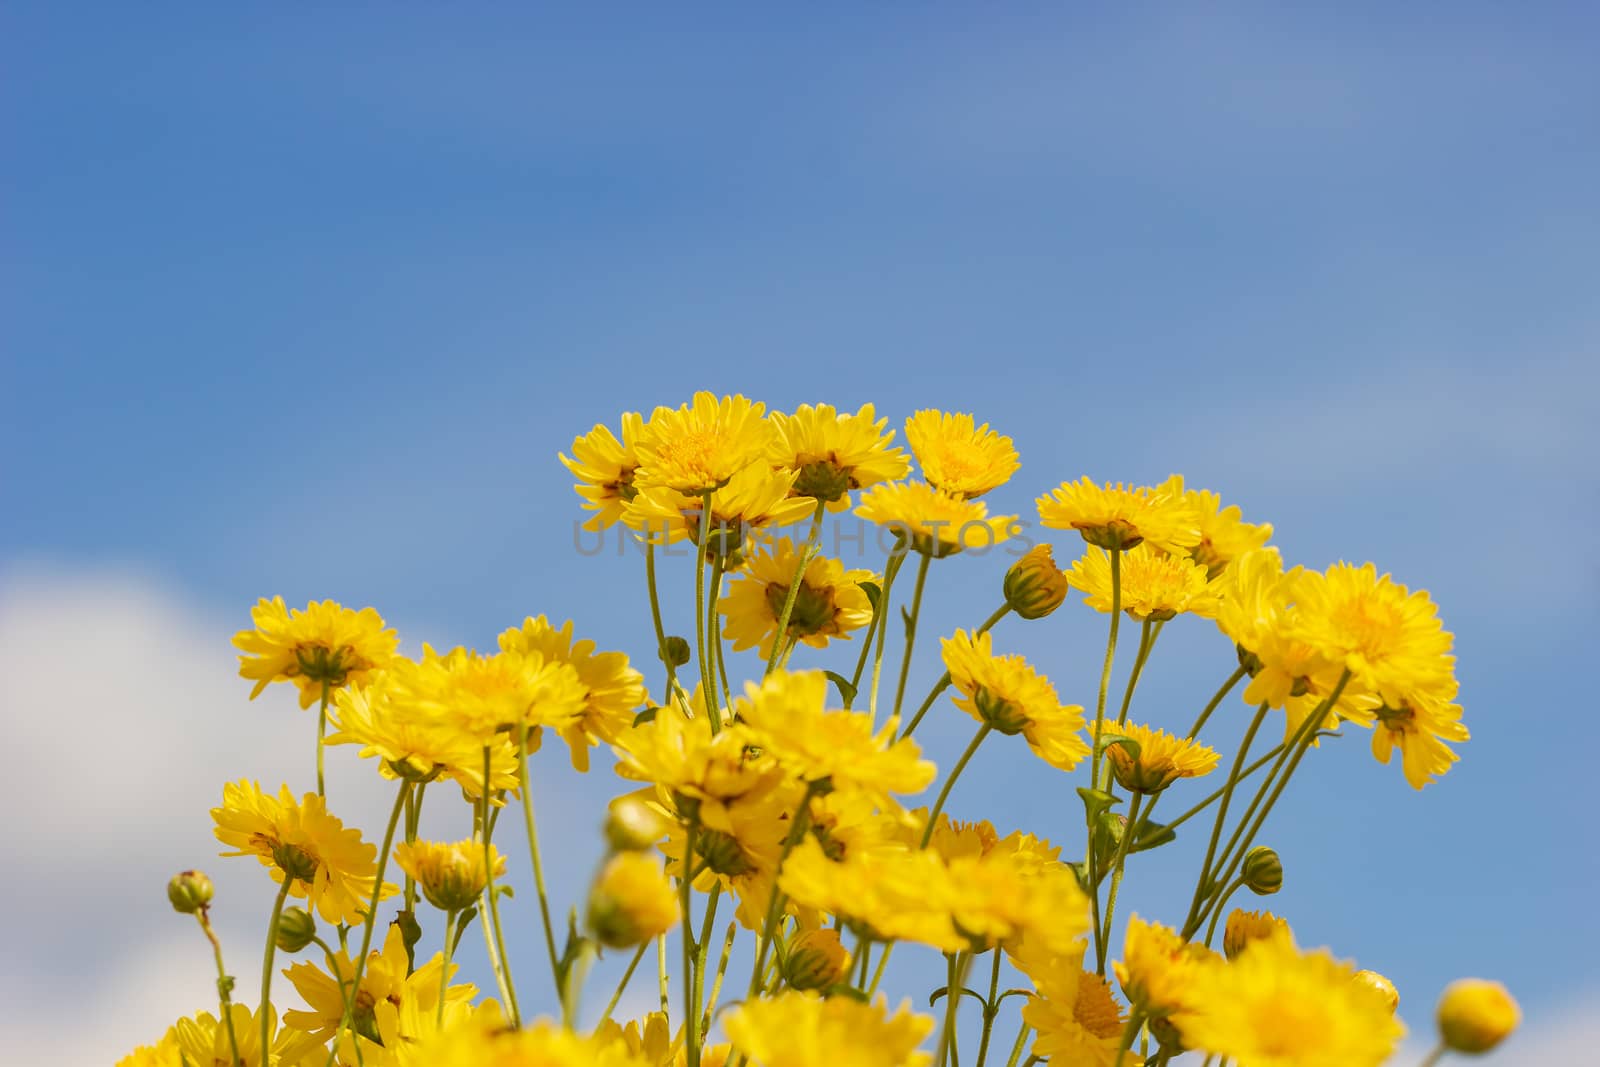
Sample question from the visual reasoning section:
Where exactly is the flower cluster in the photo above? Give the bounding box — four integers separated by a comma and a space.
126, 395, 1511, 1067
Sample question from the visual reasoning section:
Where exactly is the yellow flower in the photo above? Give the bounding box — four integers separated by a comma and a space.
634, 391, 775, 493
1003, 544, 1069, 620
1113, 915, 1218, 1024
1065, 542, 1221, 621
735, 670, 936, 800
283, 924, 474, 1044
212, 780, 395, 925
393, 839, 504, 912
940, 630, 1090, 772
561, 411, 647, 531
499, 615, 647, 772
1371, 685, 1469, 790
626, 463, 816, 554
1036, 477, 1199, 552
781, 837, 957, 949
173, 1003, 322, 1067
724, 992, 934, 1067
1356, 970, 1400, 1014
405, 1012, 653, 1067
903, 410, 1020, 498
769, 402, 910, 506
784, 928, 852, 990
1153, 475, 1273, 577
234, 597, 398, 708
383, 644, 587, 748
855, 481, 1018, 558
942, 849, 1091, 956
116, 1030, 181, 1067
325, 674, 519, 797
923, 813, 1001, 863
719, 538, 875, 659
1436, 978, 1519, 1053
588, 851, 681, 948
1102, 722, 1219, 794
1222, 908, 1289, 961
1179, 930, 1405, 1067
1011, 942, 1130, 1067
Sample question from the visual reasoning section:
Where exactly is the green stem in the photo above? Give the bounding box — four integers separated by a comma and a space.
747, 785, 821, 998
694, 492, 718, 732
1202, 879, 1244, 947
1004, 1025, 1032, 1067
901, 604, 1011, 740
691, 883, 723, 1036
196, 910, 242, 1067
1186, 666, 1248, 740
479, 754, 520, 1025
709, 557, 734, 712
867, 940, 893, 994
1097, 793, 1143, 973
1088, 548, 1123, 791
258, 878, 292, 1061
974, 950, 1003, 1067
937, 951, 971, 1067
889, 551, 933, 722
436, 910, 458, 1026
867, 548, 909, 721
703, 921, 738, 1032
601, 941, 649, 1024
847, 551, 904, 708
315, 681, 330, 797
657, 933, 670, 1015
1160, 744, 1285, 832
681, 819, 702, 1067
517, 737, 564, 1000
765, 501, 828, 675
1182, 703, 1271, 933
920, 724, 993, 846
1417, 1044, 1447, 1067
645, 543, 680, 703
1113, 620, 1155, 727
1112, 1011, 1144, 1067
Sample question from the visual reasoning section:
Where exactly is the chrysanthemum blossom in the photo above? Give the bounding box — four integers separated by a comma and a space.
625, 463, 815, 553
1102, 722, 1219, 794
719, 538, 875, 659
393, 839, 505, 912
498, 615, 646, 772
283, 923, 474, 1043
234, 597, 398, 708
941, 629, 1090, 772
634, 391, 775, 493
723, 992, 935, 1067
903, 409, 1020, 498
855, 481, 1018, 558
1154, 474, 1273, 577
1036, 477, 1199, 553
1065, 543, 1221, 621
768, 402, 911, 506
560, 411, 646, 531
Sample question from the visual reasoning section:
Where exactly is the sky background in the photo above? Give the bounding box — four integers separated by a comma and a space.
3, 3, 1598, 1064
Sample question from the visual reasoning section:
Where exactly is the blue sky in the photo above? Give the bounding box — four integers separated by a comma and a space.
3, 3, 1597, 1061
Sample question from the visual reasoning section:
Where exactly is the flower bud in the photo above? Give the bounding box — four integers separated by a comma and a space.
606, 795, 668, 853
659, 636, 692, 669
1437, 979, 1519, 1054
783, 928, 851, 991
587, 853, 680, 949
394, 840, 503, 914
167, 870, 214, 914
1222, 909, 1287, 961
1004, 545, 1068, 620
1355, 970, 1400, 1014
275, 907, 317, 953
1241, 846, 1282, 895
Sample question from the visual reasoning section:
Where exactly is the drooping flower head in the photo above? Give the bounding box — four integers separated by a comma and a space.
634, 391, 775, 493
724, 992, 935, 1067
625, 463, 816, 559
212, 780, 395, 924
586, 851, 681, 948
561, 411, 646, 531
283, 923, 475, 1045
1153, 475, 1273, 578
1036, 477, 1199, 553
904, 410, 1020, 499
173, 1003, 322, 1067
234, 597, 398, 708
1102, 722, 1219, 794
941, 848, 1091, 956
769, 402, 911, 507
941, 629, 1090, 772
855, 481, 1018, 558
1113, 915, 1219, 1025
393, 839, 505, 912
719, 538, 875, 660
498, 615, 646, 772
1065, 543, 1221, 622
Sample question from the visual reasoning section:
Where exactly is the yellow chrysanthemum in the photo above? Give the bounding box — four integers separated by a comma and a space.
942, 848, 1091, 956
234, 597, 398, 708
1179, 930, 1405, 1067
1292, 563, 1457, 704
173, 1003, 322, 1067
1011, 942, 1130, 1067
634, 391, 775, 493
587, 851, 681, 948
941, 629, 1090, 772
923, 813, 1001, 863
1065, 543, 1222, 621
718, 538, 875, 659
768, 402, 911, 507
724, 992, 935, 1067
499, 615, 647, 772
1436, 978, 1520, 1054
325, 673, 519, 797
382, 643, 587, 748
393, 839, 505, 912
903, 410, 1020, 498
403, 1012, 653, 1067
1154, 475, 1273, 577
1113, 915, 1219, 1023
1371, 684, 1469, 790
1036, 477, 1199, 553
652, 783, 793, 930
626, 463, 816, 553
735, 670, 936, 800
855, 481, 1018, 558
116, 1030, 182, 1067
284, 923, 474, 1043
1102, 722, 1219, 794
561, 411, 647, 531
212, 780, 395, 925
781, 838, 958, 949
1222, 908, 1290, 961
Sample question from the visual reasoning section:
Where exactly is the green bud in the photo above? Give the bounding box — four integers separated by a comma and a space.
605, 795, 667, 853
1242, 846, 1283, 895
275, 907, 317, 953
659, 636, 692, 669
167, 870, 214, 914
1003, 545, 1068, 620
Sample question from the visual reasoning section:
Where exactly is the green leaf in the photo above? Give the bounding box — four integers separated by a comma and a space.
452, 907, 478, 954
1131, 820, 1176, 854
823, 671, 858, 706
633, 706, 658, 726
860, 582, 882, 609
1076, 787, 1122, 823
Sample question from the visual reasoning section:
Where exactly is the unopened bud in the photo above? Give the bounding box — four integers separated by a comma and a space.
1222, 909, 1287, 961
783, 928, 851, 991
1355, 970, 1400, 1014
659, 636, 692, 669
275, 907, 317, 953
167, 870, 214, 914
587, 853, 680, 949
1241, 846, 1282, 895
606, 795, 667, 853
1437, 979, 1519, 1054
1004, 545, 1068, 620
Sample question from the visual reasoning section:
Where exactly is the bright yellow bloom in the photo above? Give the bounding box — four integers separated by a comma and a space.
284, 924, 474, 1044
719, 538, 875, 659
173, 1003, 322, 1067
903, 410, 1020, 498
212, 780, 395, 924
382, 643, 587, 747
923, 813, 1001, 863
1436, 978, 1519, 1053
724, 992, 934, 1067
941, 629, 1090, 772
781, 838, 957, 948
634, 391, 775, 493
626, 463, 816, 553
1180, 930, 1405, 1067
735, 670, 936, 800
325, 673, 519, 797
393, 839, 505, 912
784, 927, 852, 990
855, 481, 1018, 558
234, 597, 398, 708
1113, 915, 1218, 1024
1154, 475, 1273, 577
942, 848, 1091, 956
1065, 543, 1221, 621
1036, 477, 1199, 552
1222, 908, 1289, 961
1371, 684, 1469, 789
1102, 722, 1219, 794
769, 402, 910, 506
499, 615, 647, 772
1003, 544, 1069, 619
116, 1030, 181, 1067
588, 851, 681, 947
561, 411, 647, 530
403, 1012, 653, 1067
1011, 941, 1130, 1067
